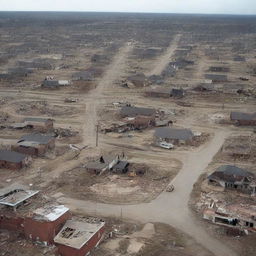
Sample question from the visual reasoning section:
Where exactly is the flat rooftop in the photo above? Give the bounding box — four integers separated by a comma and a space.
0, 189, 39, 207
33, 204, 69, 221
54, 219, 105, 250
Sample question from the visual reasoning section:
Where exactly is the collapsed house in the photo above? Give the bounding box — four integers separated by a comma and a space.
221, 136, 256, 159
72, 71, 94, 81
0, 150, 31, 170
169, 59, 194, 70
85, 154, 129, 175
0, 186, 105, 254
193, 83, 216, 92
72, 68, 103, 82
12, 133, 55, 157
203, 203, 256, 232
154, 127, 194, 145
208, 165, 256, 195
24, 117, 54, 132
148, 75, 164, 85
0, 68, 33, 80
205, 74, 228, 83
10, 117, 54, 132
54, 219, 105, 256
126, 73, 147, 87
230, 112, 256, 126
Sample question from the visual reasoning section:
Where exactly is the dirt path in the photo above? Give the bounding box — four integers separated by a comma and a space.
81, 44, 133, 146
58, 129, 237, 256
146, 34, 181, 76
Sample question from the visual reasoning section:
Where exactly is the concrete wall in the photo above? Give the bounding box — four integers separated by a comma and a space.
0, 160, 23, 170
24, 211, 71, 245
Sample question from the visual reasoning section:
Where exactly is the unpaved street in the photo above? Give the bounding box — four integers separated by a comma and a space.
58, 129, 236, 256
82, 44, 133, 146
146, 34, 181, 76
57, 36, 237, 256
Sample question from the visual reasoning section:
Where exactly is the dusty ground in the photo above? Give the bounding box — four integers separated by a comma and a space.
51, 158, 181, 204
0, 12, 256, 256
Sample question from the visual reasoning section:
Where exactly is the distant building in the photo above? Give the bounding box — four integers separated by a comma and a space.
120, 106, 156, 118
127, 73, 147, 87
0, 150, 30, 170
54, 219, 105, 256
208, 66, 229, 72
205, 74, 228, 83
208, 165, 255, 195
12, 133, 55, 156
41, 80, 71, 88
230, 112, 256, 126
203, 203, 256, 232
23, 117, 54, 132
154, 127, 194, 145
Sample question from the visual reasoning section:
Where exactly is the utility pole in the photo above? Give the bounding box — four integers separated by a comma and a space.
96, 124, 98, 147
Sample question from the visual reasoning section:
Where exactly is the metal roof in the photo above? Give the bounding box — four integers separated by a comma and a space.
0, 189, 39, 207
0, 150, 27, 163
154, 127, 194, 141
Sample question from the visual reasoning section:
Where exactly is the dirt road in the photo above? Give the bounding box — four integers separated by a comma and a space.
82, 44, 133, 146
146, 34, 181, 76
58, 129, 237, 256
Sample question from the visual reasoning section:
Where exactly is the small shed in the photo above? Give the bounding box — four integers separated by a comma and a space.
0, 150, 30, 170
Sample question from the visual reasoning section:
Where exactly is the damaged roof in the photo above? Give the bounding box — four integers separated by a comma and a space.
0, 150, 27, 163
154, 127, 194, 141
208, 165, 254, 183
0, 189, 39, 207
230, 112, 256, 121
33, 205, 69, 221
54, 219, 105, 249
120, 106, 156, 117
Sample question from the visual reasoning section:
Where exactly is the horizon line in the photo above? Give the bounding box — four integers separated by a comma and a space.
0, 10, 256, 16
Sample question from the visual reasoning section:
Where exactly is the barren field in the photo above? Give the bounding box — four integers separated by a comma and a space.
0, 12, 256, 256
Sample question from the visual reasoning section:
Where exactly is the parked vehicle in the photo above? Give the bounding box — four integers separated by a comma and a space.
158, 142, 174, 149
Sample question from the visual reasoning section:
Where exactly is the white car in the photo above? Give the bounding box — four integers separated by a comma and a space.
158, 142, 174, 149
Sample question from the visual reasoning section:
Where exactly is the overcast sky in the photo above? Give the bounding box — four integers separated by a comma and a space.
0, 0, 256, 15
